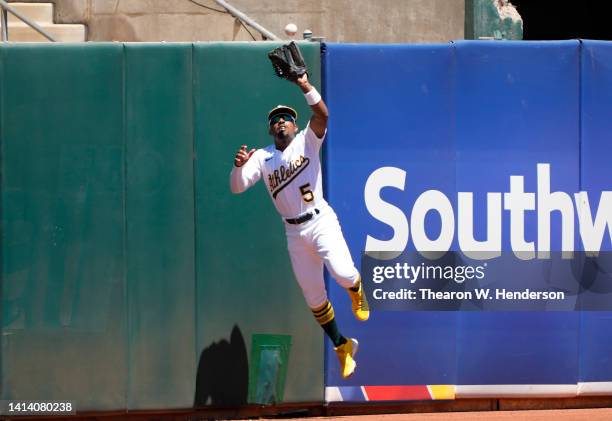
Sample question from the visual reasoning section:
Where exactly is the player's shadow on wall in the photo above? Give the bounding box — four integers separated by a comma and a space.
194, 324, 249, 407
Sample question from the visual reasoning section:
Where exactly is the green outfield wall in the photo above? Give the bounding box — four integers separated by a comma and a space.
0, 42, 323, 411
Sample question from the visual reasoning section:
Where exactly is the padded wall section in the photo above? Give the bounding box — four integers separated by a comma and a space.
1, 42, 326, 411
323, 44, 458, 391
125, 44, 196, 409
579, 40, 612, 389
1, 44, 127, 410
193, 42, 323, 404
454, 41, 581, 390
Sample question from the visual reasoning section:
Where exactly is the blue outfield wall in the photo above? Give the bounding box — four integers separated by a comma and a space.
323, 40, 612, 401
453, 41, 580, 392
322, 44, 458, 399
579, 40, 612, 392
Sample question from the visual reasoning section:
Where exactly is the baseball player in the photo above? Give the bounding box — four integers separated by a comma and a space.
229, 73, 368, 378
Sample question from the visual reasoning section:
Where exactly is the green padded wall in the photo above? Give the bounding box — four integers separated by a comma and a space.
1, 44, 127, 410
0, 42, 323, 411
125, 43, 196, 409
193, 42, 323, 404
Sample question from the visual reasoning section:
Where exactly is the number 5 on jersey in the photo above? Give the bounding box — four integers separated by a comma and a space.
300, 183, 314, 203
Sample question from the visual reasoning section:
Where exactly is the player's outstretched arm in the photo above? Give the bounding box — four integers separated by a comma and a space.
295, 74, 328, 139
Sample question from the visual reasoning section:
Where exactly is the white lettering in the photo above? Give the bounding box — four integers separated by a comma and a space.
458, 192, 502, 259
411, 190, 454, 259
575, 191, 612, 256
364, 164, 611, 258
364, 167, 408, 259
474, 288, 490, 299
504, 175, 536, 260
537, 163, 575, 258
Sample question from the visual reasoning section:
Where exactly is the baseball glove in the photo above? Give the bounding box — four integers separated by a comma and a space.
268, 41, 307, 82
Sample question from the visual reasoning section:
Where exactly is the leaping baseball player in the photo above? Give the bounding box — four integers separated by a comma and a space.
229, 51, 368, 379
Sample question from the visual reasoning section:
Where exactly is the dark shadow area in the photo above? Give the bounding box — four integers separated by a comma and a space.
512, 0, 612, 41
194, 325, 249, 407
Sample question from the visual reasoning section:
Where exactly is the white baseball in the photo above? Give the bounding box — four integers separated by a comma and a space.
284, 23, 297, 36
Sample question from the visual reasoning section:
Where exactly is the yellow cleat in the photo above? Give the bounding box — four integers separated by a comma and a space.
347, 279, 370, 321
335, 338, 359, 379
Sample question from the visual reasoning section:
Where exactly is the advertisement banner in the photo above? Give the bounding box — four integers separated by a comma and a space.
322, 40, 611, 400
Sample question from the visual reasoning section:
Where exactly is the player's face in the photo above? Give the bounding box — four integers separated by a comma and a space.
269, 114, 298, 140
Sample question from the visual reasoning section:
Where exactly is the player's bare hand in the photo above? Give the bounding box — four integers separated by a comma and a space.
234, 145, 256, 167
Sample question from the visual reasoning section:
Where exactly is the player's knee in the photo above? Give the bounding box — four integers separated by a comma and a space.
303, 288, 328, 309
329, 266, 359, 287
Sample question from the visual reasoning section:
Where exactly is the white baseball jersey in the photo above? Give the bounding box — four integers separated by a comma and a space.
230, 123, 326, 219
230, 122, 359, 308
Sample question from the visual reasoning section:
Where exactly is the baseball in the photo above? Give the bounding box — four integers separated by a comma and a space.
284, 23, 297, 37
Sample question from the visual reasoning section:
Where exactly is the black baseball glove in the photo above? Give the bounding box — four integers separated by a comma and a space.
268, 41, 307, 82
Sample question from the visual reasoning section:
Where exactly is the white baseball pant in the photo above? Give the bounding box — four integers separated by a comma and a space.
284, 204, 359, 309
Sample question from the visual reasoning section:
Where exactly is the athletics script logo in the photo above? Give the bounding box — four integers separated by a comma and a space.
268, 155, 310, 199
